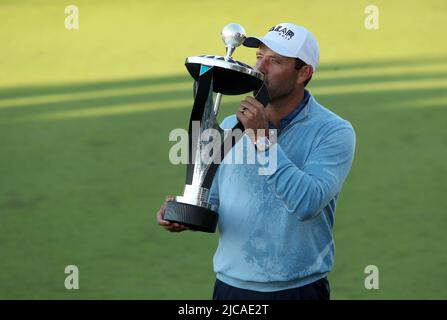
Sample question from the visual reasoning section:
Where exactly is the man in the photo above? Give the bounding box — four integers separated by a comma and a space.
157, 23, 356, 300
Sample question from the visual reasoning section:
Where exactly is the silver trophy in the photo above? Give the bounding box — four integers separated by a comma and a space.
164, 23, 269, 233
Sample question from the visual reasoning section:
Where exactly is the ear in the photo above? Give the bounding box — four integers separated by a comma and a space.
297, 65, 313, 86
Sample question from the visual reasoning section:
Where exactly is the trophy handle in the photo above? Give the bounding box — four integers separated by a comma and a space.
254, 82, 270, 108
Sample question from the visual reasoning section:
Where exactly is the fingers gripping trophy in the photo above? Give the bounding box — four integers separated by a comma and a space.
163, 23, 270, 233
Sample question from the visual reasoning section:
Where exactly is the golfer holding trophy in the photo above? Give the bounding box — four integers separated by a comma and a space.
156, 22, 356, 300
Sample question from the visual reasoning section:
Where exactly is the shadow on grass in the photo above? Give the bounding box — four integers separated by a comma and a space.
0, 55, 446, 122
1, 54, 445, 100
0, 74, 190, 100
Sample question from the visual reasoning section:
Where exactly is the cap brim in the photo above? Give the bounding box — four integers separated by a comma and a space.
243, 36, 296, 59
243, 36, 262, 48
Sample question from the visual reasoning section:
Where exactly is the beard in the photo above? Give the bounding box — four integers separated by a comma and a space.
265, 78, 296, 102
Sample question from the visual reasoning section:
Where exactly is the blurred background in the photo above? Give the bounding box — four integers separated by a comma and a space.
0, 0, 446, 299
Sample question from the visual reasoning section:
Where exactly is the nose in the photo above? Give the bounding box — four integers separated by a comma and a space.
255, 57, 268, 75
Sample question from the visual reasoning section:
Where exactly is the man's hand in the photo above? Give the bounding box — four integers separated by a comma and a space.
156, 195, 189, 232
236, 96, 269, 142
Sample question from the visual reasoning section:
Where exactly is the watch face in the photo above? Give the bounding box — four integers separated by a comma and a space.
256, 137, 271, 152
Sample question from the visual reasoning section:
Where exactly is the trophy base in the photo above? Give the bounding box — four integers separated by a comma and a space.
164, 201, 218, 233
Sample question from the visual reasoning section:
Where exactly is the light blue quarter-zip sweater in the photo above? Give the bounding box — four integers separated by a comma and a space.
208, 92, 356, 292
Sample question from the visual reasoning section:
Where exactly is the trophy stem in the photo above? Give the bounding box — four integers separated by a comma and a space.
225, 46, 235, 60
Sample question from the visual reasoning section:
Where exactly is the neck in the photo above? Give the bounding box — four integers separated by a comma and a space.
266, 88, 305, 128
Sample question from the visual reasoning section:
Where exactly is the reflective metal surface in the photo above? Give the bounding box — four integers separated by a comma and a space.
221, 23, 246, 60
175, 23, 263, 212
186, 55, 262, 81
185, 55, 263, 96
176, 78, 223, 210
176, 185, 212, 209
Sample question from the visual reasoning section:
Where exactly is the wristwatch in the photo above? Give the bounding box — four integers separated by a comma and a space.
254, 136, 273, 152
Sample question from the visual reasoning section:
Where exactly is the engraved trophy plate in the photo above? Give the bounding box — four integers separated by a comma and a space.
164, 23, 269, 233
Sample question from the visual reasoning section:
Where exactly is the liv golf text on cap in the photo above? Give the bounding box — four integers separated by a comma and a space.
244, 23, 320, 71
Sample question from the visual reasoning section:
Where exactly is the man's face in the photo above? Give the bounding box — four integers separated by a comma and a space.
255, 44, 299, 101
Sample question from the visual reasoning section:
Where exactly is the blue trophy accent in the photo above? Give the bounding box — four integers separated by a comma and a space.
199, 64, 213, 76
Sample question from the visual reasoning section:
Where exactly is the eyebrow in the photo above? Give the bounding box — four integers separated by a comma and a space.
256, 50, 283, 60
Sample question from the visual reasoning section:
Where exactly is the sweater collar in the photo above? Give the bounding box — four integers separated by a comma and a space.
268, 90, 312, 133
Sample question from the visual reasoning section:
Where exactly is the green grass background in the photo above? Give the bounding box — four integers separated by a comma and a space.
0, 0, 446, 299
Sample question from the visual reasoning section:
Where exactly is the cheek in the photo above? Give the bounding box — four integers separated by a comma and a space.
280, 68, 298, 84
270, 67, 292, 84
265, 64, 281, 76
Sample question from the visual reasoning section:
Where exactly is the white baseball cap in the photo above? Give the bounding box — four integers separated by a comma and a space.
244, 23, 320, 71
